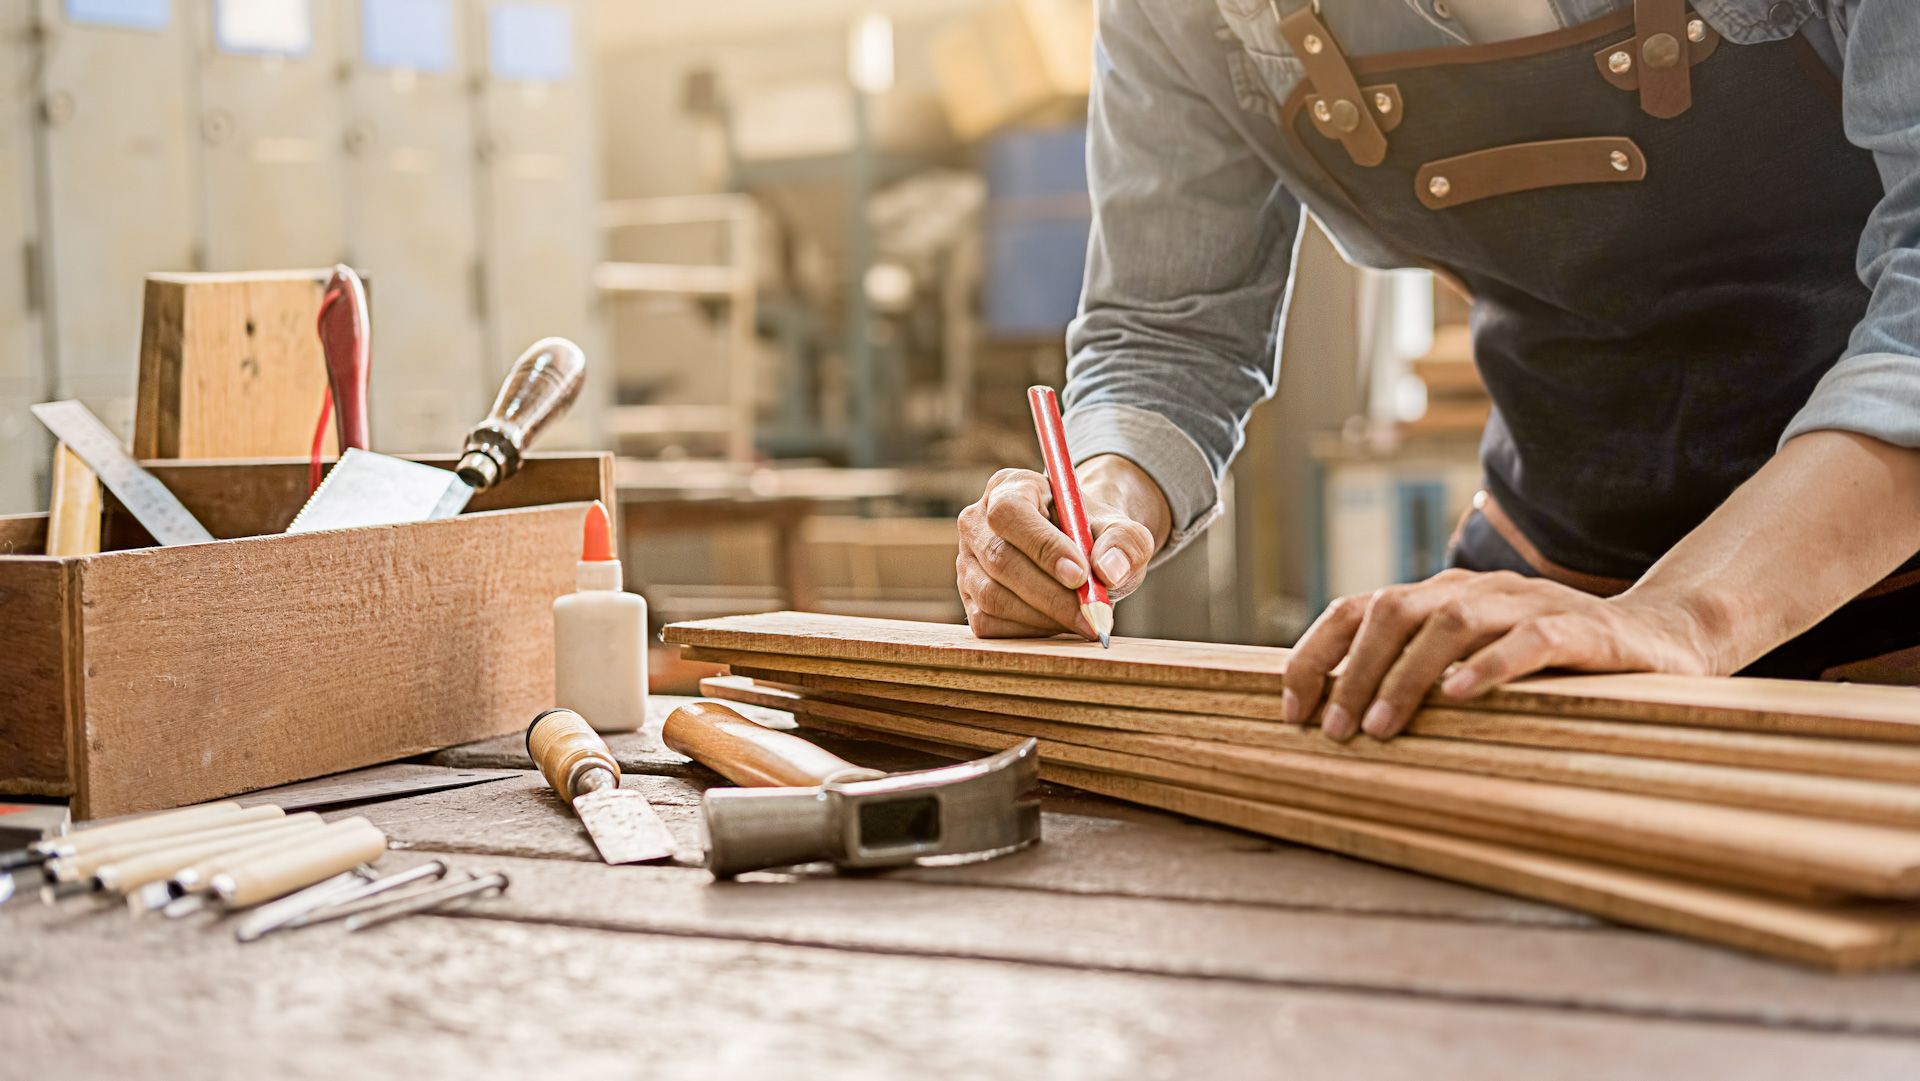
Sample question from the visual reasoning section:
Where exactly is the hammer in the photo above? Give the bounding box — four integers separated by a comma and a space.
662, 702, 1041, 878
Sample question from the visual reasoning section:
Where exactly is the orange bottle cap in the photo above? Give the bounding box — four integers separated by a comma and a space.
581, 501, 614, 562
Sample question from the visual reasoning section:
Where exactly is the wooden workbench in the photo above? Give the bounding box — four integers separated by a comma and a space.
8, 697, 1920, 1079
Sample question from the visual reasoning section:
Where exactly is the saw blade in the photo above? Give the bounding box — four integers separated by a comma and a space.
573, 789, 677, 865
30, 401, 215, 546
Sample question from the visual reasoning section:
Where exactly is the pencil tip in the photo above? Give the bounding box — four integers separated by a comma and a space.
1098, 631, 1111, 649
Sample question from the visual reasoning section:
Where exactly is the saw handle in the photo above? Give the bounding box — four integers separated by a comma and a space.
317, 265, 372, 452
527, 708, 620, 801
663, 701, 884, 788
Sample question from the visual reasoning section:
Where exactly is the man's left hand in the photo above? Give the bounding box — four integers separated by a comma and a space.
1283, 570, 1720, 741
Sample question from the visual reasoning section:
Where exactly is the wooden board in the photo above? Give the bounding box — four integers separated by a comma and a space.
727, 675, 1920, 828
740, 667, 1920, 784
682, 647, 1290, 720
708, 679, 1890, 900
134, 270, 340, 460
664, 612, 1920, 738
0, 557, 74, 796
705, 684, 1920, 970
65, 503, 586, 818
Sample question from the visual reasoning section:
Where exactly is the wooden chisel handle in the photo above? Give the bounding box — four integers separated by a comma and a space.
51, 801, 249, 855
94, 815, 324, 894
55, 805, 289, 880
170, 817, 332, 892
210, 818, 387, 909
663, 701, 885, 788
527, 708, 619, 801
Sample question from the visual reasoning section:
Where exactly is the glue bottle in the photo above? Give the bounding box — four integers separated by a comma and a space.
553, 501, 647, 733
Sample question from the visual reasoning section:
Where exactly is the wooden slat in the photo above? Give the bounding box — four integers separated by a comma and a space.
709, 679, 1869, 900
68, 503, 586, 818
663, 612, 1920, 738
681, 647, 1289, 719
705, 683, 1920, 971
740, 667, 1920, 784
0, 557, 74, 796
726, 673, 1920, 828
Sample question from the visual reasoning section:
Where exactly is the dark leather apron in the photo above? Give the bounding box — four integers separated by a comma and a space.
1270, 1, 1920, 681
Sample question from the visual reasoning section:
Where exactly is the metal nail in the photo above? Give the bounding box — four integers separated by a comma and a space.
277, 861, 452, 932
232, 869, 376, 943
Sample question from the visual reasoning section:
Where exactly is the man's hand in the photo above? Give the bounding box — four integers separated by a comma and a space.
956, 454, 1172, 639
1285, 570, 1723, 741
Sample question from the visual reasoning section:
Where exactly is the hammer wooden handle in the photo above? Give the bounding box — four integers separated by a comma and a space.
210, 818, 387, 909
664, 701, 884, 788
527, 708, 619, 800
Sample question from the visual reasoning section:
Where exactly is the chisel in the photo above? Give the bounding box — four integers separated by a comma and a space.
44, 806, 290, 886
209, 817, 389, 910
125, 816, 331, 914
2, 801, 250, 872
93, 815, 326, 896
527, 708, 677, 864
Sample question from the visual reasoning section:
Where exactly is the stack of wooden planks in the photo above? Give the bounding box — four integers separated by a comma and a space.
665, 611, 1920, 971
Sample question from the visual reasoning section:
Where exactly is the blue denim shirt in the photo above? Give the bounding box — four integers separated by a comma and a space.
1064, 0, 1920, 558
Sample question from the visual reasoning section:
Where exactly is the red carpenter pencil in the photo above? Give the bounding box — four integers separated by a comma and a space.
1027, 385, 1113, 647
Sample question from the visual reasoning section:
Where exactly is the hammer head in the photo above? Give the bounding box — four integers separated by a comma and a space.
700, 740, 1041, 878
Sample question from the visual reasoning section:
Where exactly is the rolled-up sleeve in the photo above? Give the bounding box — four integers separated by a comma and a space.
1780, 0, 1920, 450
1066, 0, 1300, 557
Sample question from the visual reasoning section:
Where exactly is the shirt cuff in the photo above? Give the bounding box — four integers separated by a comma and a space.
1063, 402, 1223, 562
1778, 351, 1920, 450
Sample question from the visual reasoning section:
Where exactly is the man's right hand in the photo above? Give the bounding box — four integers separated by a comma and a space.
955, 454, 1173, 639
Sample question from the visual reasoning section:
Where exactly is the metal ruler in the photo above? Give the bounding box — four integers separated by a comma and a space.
29, 401, 215, 547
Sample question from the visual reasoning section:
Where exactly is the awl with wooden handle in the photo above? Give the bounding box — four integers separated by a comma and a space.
527, 708, 676, 864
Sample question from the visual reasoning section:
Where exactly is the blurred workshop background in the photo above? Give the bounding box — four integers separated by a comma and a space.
0, 0, 1485, 656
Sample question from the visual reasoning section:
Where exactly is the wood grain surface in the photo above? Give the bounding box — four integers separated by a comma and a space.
666, 612, 1920, 736
134, 271, 339, 460
0, 556, 74, 795
711, 684, 1920, 971
734, 668, 1920, 783
12, 693, 1920, 1076
67, 504, 587, 818
705, 680, 1904, 900
717, 676, 1920, 828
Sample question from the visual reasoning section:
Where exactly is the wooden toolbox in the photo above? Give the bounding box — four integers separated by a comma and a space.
0, 452, 612, 819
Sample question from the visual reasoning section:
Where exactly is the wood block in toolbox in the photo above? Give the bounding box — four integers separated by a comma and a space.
0, 452, 611, 818
135, 269, 358, 460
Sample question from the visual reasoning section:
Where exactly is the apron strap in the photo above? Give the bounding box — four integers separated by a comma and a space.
1633, 0, 1694, 118
1274, 1, 1388, 166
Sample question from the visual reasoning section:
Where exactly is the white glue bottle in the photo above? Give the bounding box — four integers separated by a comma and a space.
553, 501, 647, 733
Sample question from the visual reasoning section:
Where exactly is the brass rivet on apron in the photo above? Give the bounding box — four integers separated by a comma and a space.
1373, 91, 1393, 114
1329, 99, 1360, 133
1609, 150, 1631, 172
1432, 0, 1452, 19
1303, 33, 1324, 55
1312, 99, 1332, 123
1687, 18, 1707, 43
1768, 1, 1797, 28
1642, 32, 1680, 70
1428, 176, 1451, 199
1608, 50, 1632, 75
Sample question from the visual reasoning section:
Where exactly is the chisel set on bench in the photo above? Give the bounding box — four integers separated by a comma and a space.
3, 800, 508, 940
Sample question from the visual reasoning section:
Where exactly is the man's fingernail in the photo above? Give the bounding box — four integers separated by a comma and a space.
1054, 557, 1086, 588
1361, 701, 1396, 739
1097, 549, 1130, 583
1281, 689, 1302, 725
1442, 669, 1478, 698
1322, 704, 1355, 741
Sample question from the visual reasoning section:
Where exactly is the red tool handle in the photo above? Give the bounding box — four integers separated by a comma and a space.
1027, 386, 1110, 624
310, 266, 371, 491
